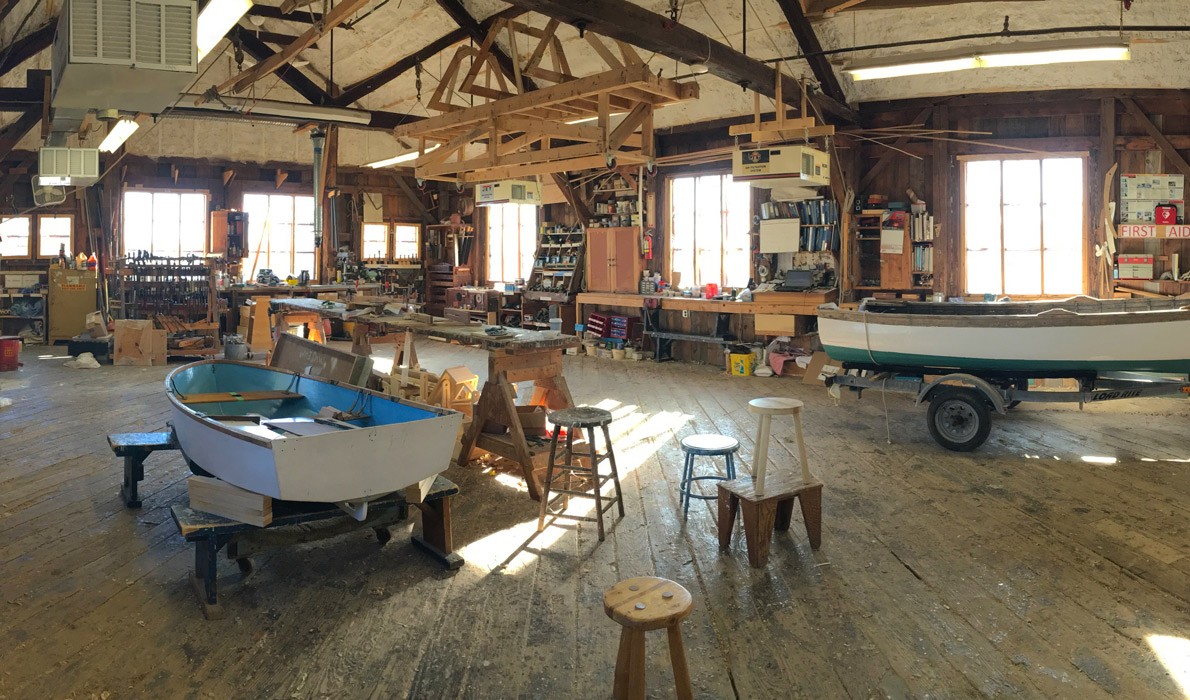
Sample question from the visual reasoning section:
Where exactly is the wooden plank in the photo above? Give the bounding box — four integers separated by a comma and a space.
0, 22, 55, 79
1120, 97, 1190, 178
187, 476, 272, 527
232, 27, 331, 105
176, 390, 305, 405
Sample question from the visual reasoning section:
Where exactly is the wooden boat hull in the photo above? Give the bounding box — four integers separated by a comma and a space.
166, 360, 463, 503
818, 304, 1190, 374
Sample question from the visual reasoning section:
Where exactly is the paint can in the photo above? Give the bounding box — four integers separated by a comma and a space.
0, 336, 21, 372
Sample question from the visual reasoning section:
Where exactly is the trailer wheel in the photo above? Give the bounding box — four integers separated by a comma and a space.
927, 388, 991, 451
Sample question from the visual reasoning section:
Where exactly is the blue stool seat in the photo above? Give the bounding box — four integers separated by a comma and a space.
679, 434, 739, 519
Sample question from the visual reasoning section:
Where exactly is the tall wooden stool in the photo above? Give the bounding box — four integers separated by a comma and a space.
603, 576, 694, 700
717, 397, 821, 567
537, 406, 625, 541
678, 434, 739, 520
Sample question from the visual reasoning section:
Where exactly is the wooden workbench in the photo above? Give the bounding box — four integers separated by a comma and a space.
575, 289, 838, 319
270, 298, 581, 500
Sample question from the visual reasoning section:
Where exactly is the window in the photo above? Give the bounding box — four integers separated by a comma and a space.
394, 224, 420, 260
242, 194, 316, 280
123, 190, 208, 257
669, 173, 752, 288
362, 223, 388, 260
963, 156, 1084, 296
0, 217, 32, 258
361, 223, 421, 261
486, 203, 538, 284
37, 216, 73, 258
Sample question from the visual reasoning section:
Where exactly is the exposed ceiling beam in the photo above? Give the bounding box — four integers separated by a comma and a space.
238, 27, 319, 49
805, 0, 1045, 15
434, 0, 537, 92
0, 21, 55, 80
247, 4, 323, 23
233, 27, 331, 104
1120, 97, 1190, 178
772, 0, 847, 106
216, 0, 369, 96
0, 0, 19, 25
500, 0, 857, 123
331, 7, 526, 107
0, 110, 41, 161
0, 86, 41, 111
166, 105, 421, 132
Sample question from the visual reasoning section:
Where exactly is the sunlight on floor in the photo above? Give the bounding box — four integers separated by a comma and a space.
1147, 634, 1190, 697
1141, 457, 1190, 463
1081, 456, 1119, 465
464, 398, 693, 575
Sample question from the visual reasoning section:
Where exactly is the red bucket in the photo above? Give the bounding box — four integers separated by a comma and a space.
0, 336, 21, 372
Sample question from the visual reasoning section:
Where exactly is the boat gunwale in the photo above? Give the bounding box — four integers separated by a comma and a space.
816, 305, 1190, 329
165, 359, 458, 449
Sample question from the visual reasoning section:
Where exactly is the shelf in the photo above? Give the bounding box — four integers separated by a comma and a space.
911, 240, 935, 245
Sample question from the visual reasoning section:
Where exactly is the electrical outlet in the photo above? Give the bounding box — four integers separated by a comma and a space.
682, 309, 690, 318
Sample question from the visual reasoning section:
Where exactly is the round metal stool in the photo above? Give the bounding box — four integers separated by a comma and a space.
678, 434, 739, 520
538, 406, 625, 541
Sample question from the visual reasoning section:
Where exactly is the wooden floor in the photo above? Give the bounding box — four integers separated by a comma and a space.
1, 343, 1187, 699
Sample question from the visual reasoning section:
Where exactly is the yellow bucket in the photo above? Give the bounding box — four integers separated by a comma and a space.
728, 353, 754, 377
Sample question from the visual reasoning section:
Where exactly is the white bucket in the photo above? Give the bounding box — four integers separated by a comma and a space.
549, 317, 563, 331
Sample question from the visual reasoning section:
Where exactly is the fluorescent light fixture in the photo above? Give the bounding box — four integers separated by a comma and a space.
565, 112, 627, 125
98, 119, 140, 153
848, 57, 978, 81
845, 39, 1131, 81
197, 0, 254, 60
979, 44, 1131, 67
367, 144, 441, 168
180, 94, 374, 125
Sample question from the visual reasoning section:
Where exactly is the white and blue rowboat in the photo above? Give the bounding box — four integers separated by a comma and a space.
166, 360, 463, 518
817, 297, 1190, 375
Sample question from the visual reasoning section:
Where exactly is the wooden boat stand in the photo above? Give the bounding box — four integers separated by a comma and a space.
108, 431, 462, 620
458, 346, 575, 501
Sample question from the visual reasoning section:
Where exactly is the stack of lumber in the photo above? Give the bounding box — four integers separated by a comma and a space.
188, 475, 272, 526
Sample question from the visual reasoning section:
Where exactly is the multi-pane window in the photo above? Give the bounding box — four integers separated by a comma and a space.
486, 203, 538, 284
241, 194, 316, 280
0, 217, 32, 258
669, 174, 752, 288
361, 223, 421, 261
123, 190, 208, 257
963, 157, 1084, 296
37, 216, 73, 258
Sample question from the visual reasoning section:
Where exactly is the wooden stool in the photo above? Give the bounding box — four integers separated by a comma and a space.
718, 472, 822, 567
538, 406, 625, 541
747, 397, 810, 495
603, 576, 694, 700
678, 434, 738, 520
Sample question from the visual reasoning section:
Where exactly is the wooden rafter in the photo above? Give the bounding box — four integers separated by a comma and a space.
0, 22, 55, 80
232, 27, 331, 105
803, 0, 1044, 15
772, 0, 847, 106
241, 28, 319, 49
1120, 98, 1190, 178
0, 110, 41, 161
247, 5, 323, 23
212, 0, 369, 97
435, 0, 536, 92
500, 0, 857, 124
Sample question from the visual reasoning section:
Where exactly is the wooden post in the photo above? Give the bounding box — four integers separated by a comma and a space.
931, 106, 953, 296
1095, 97, 1116, 298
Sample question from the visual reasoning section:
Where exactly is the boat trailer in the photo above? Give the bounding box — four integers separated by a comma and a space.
825, 366, 1190, 451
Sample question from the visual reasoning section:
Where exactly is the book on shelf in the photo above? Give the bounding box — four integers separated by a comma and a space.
910, 212, 935, 241
912, 245, 934, 273
760, 198, 840, 226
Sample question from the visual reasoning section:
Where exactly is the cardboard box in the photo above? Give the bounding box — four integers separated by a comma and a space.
113, 320, 168, 366
802, 351, 843, 386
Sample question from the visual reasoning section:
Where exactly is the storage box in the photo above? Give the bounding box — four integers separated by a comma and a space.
1117, 255, 1154, 280
4, 273, 41, 289
728, 352, 754, 377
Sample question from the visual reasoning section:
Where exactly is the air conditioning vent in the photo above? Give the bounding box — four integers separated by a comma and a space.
39, 147, 101, 186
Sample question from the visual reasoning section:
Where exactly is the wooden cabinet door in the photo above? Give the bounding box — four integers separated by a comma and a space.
585, 230, 613, 292
611, 227, 642, 293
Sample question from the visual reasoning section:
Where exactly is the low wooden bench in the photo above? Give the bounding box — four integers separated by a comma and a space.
642, 306, 734, 362
108, 431, 177, 508
171, 474, 462, 619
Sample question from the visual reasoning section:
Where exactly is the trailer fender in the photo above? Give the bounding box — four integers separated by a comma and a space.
915, 374, 1008, 415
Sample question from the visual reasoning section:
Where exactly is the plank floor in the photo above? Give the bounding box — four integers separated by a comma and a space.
0, 344, 1187, 699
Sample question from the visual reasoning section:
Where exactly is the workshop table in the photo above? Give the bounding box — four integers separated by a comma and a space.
269, 298, 582, 500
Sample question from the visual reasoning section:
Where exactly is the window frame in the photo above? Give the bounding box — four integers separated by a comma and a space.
36, 214, 74, 259
240, 192, 317, 280
485, 203, 539, 285
121, 188, 211, 258
958, 152, 1088, 297
0, 215, 33, 259
361, 220, 422, 262
664, 170, 753, 289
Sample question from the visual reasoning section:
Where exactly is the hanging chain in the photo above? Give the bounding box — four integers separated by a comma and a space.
415, 61, 423, 102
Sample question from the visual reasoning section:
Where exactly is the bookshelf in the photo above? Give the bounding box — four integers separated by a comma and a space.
848, 207, 938, 296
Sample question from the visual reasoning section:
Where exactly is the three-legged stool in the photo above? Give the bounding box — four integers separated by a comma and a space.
538, 406, 625, 541
678, 434, 738, 520
604, 576, 694, 700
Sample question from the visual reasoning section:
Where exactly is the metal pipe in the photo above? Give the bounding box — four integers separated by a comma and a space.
761, 24, 1190, 63
311, 129, 326, 251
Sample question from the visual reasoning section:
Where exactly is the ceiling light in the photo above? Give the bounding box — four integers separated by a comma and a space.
181, 94, 374, 125
687, 62, 709, 75
197, 0, 254, 60
291, 57, 310, 68
367, 144, 441, 168
565, 112, 627, 125
98, 119, 140, 153
248, 14, 266, 27
845, 39, 1131, 81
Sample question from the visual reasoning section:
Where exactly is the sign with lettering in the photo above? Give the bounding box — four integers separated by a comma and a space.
1116, 224, 1190, 238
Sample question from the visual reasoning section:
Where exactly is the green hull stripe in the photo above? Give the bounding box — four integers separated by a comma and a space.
822, 346, 1190, 374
